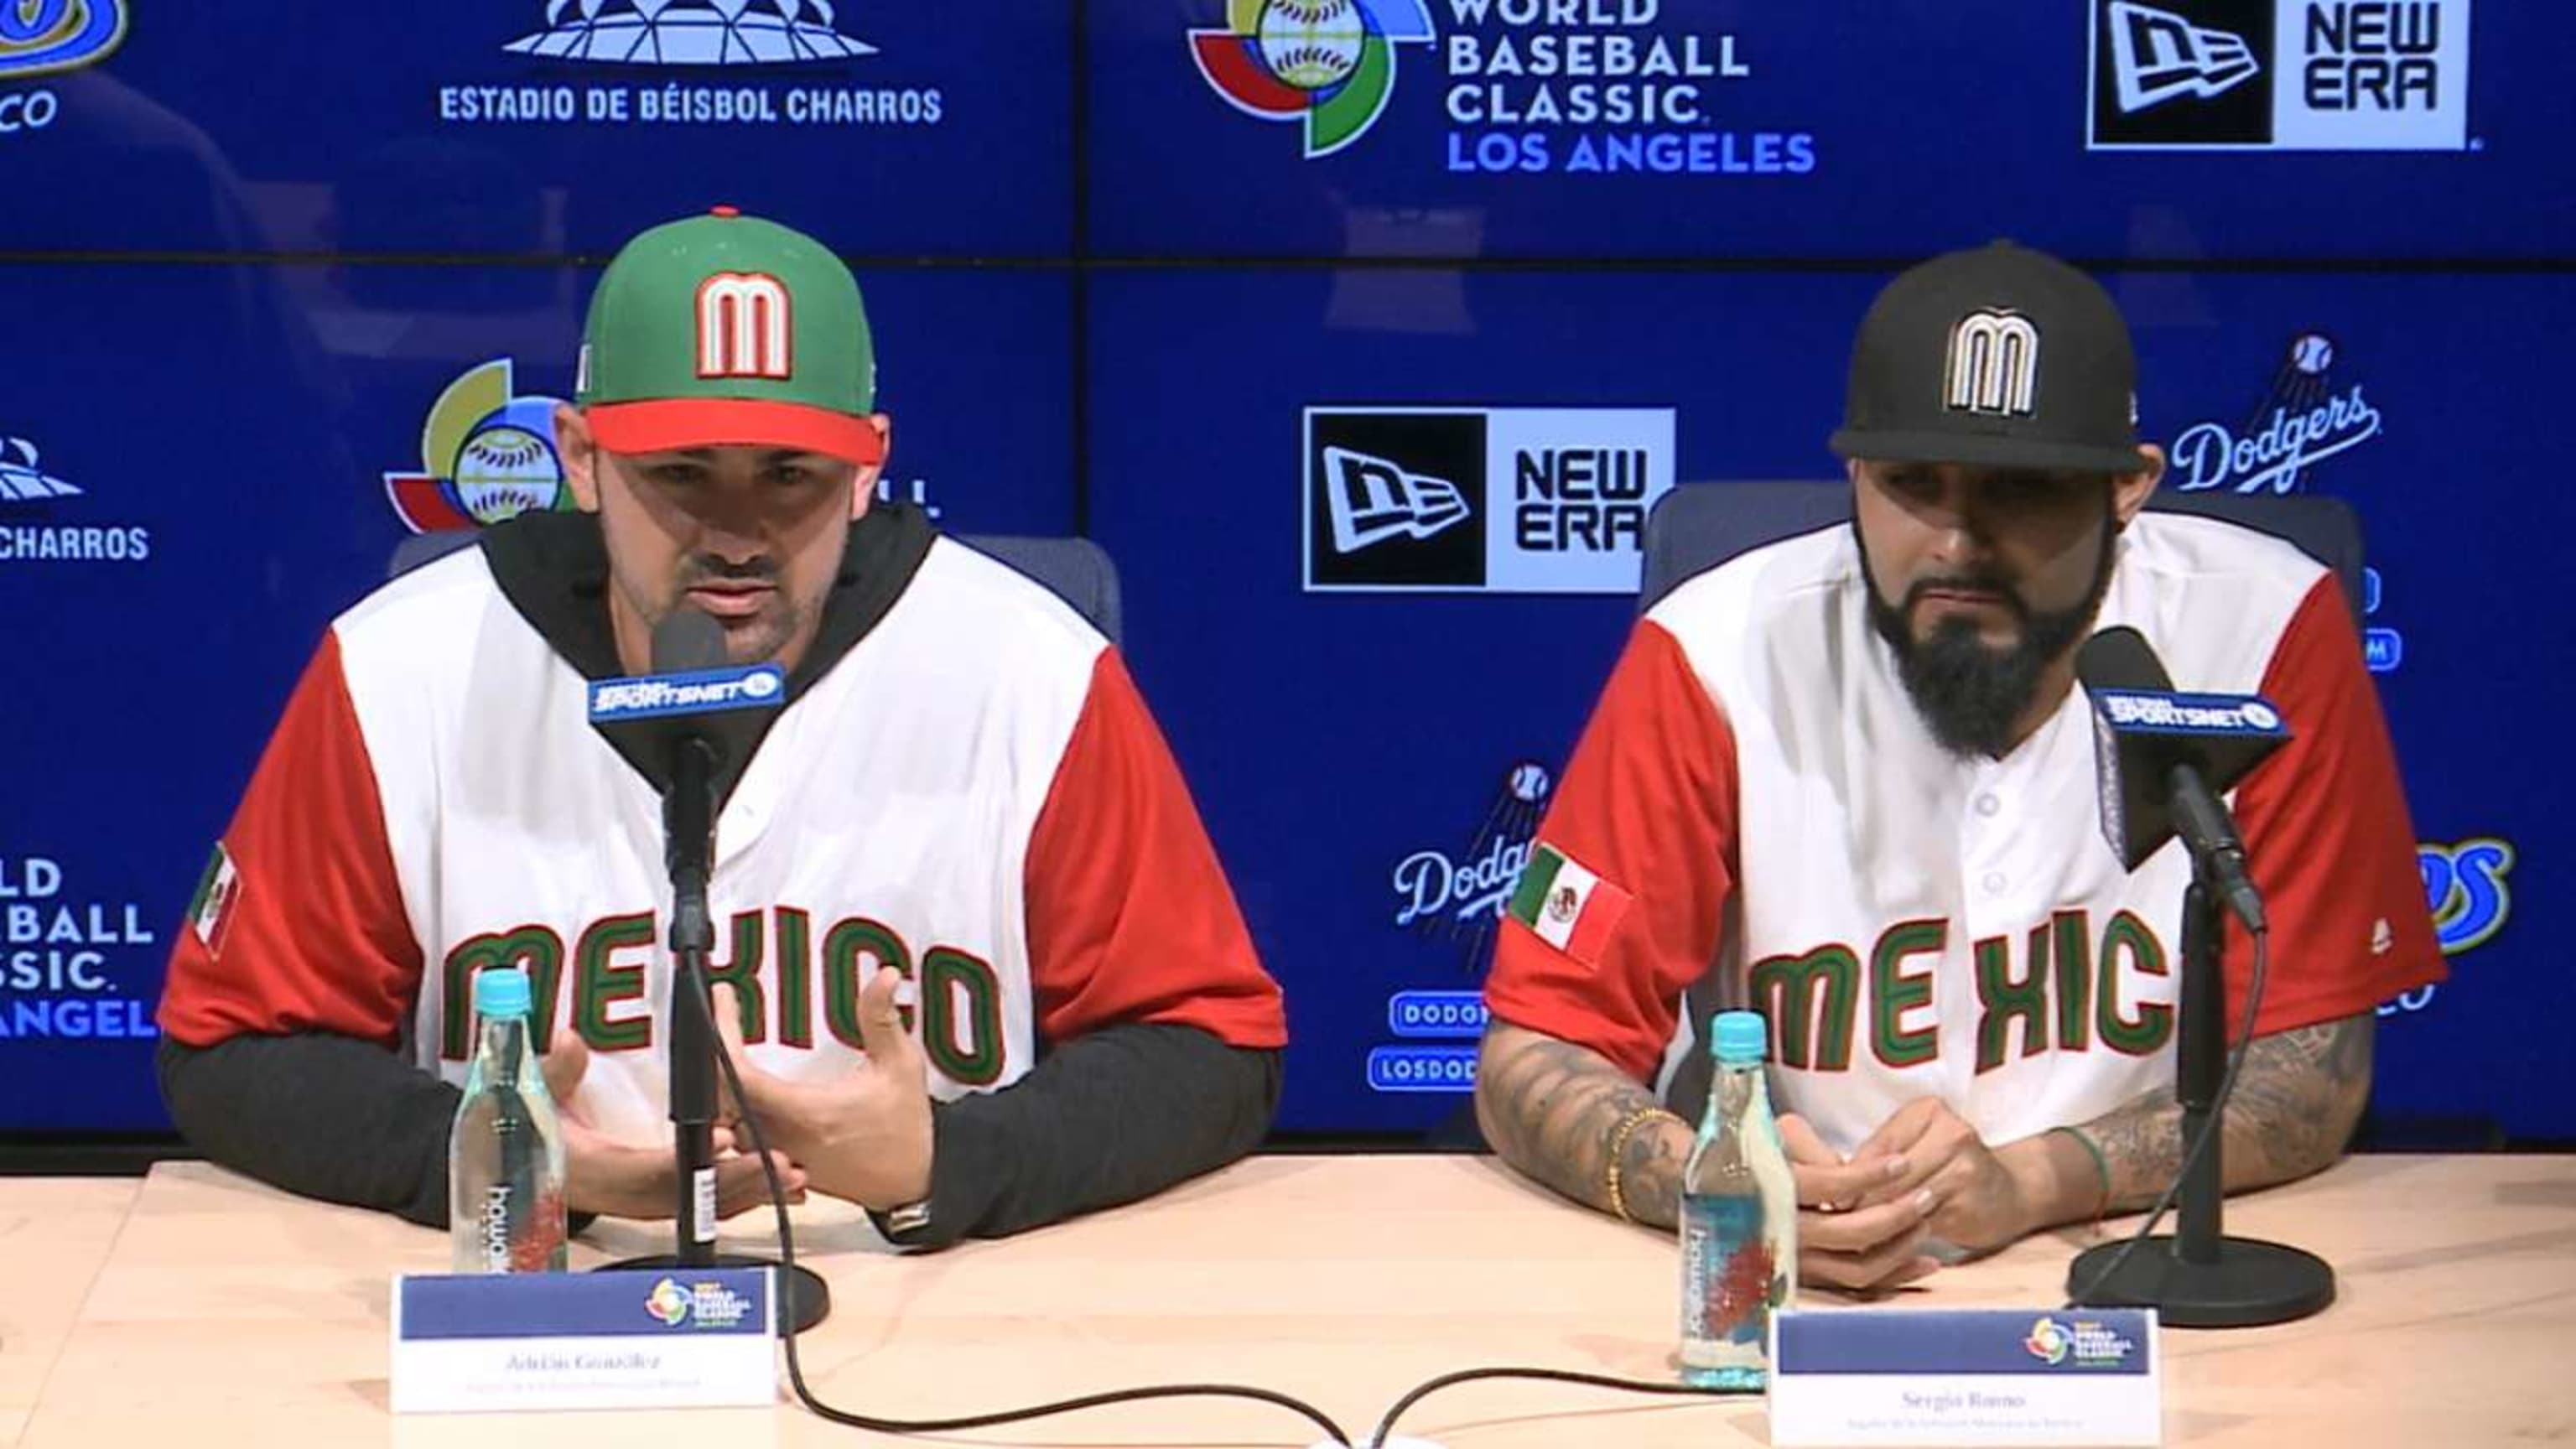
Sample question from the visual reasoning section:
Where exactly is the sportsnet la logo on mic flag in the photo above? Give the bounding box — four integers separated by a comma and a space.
1505, 844, 1632, 968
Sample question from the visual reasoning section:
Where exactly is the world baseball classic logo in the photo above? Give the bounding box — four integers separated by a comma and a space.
1191, 0, 1436, 158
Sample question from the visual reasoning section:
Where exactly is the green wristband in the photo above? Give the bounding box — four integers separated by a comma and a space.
2051, 1124, 2113, 1218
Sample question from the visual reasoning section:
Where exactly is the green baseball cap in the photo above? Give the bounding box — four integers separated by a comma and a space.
577, 206, 884, 467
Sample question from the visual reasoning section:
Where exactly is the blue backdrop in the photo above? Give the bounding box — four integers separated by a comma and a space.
0, 0, 2563, 1142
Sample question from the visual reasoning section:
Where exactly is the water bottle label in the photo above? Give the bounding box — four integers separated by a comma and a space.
692, 1166, 719, 1244
470, 1182, 568, 1273
1682, 1195, 1781, 1347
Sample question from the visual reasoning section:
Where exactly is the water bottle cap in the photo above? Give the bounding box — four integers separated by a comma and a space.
1711, 1010, 1768, 1066
472, 968, 534, 1020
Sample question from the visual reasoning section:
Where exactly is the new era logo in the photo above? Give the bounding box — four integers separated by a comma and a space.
2107, 0, 2262, 112
1306, 410, 1488, 589
2089, 0, 2470, 150
1304, 407, 1675, 593
1322, 446, 1471, 553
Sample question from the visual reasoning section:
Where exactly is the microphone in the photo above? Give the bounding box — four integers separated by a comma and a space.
2062, 627, 2337, 1327
586, 610, 785, 800
2075, 626, 2285, 932
583, 613, 828, 1331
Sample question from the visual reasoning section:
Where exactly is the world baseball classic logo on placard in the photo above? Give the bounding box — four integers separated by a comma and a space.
1192, 0, 1436, 158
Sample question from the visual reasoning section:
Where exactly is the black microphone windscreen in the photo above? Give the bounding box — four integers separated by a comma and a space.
649, 608, 730, 675
2076, 626, 2176, 695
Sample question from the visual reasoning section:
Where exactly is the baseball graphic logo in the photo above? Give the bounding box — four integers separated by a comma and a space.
1259, 0, 1367, 91
384, 359, 574, 533
453, 402, 567, 526
2289, 333, 2334, 377
1507, 761, 1553, 805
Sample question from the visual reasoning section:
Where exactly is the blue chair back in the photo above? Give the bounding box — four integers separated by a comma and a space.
1639, 480, 2366, 634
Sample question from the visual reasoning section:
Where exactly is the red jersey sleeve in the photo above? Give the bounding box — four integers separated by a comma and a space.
1484, 621, 1740, 1081
157, 631, 424, 1048
1023, 650, 1286, 1049
2225, 574, 2445, 1032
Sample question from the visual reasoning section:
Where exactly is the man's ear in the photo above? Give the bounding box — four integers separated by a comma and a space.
2111, 444, 2165, 528
557, 403, 601, 512
849, 413, 893, 519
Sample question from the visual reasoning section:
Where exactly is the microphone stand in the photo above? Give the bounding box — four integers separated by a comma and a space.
2065, 797, 2336, 1327
600, 735, 832, 1332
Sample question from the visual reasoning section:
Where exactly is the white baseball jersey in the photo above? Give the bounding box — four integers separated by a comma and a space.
161, 522, 1285, 1144
1488, 512, 2441, 1154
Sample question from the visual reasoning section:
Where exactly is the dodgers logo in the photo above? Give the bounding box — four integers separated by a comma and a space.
1392, 759, 1553, 966
2168, 331, 2382, 496
1192, 0, 1436, 158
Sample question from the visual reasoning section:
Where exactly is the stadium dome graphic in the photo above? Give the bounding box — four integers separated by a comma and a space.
507, 0, 877, 65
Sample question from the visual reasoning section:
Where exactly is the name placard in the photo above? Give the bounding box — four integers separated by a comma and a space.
1768, 1306, 2160, 1446
390, 1267, 777, 1414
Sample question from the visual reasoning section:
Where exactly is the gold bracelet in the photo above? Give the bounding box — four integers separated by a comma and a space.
1604, 1104, 1681, 1224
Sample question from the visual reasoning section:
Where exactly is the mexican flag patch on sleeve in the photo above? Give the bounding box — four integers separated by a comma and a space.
1505, 843, 1633, 967
187, 842, 242, 958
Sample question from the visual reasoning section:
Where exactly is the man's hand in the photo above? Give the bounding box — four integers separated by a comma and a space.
1845, 1098, 2055, 1255
710, 970, 935, 1213
1779, 1113, 1940, 1295
538, 1031, 806, 1222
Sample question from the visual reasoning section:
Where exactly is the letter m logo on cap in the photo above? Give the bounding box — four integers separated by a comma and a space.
1945, 309, 2041, 418
696, 273, 793, 381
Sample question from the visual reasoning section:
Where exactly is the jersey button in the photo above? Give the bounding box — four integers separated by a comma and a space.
1981, 870, 2007, 896
1976, 793, 2002, 818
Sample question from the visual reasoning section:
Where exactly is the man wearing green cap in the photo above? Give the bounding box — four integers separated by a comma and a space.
156, 209, 1288, 1249
1474, 242, 2441, 1294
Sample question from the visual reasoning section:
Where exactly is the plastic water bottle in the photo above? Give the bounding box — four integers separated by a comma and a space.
449, 968, 568, 1274
1679, 1010, 1796, 1388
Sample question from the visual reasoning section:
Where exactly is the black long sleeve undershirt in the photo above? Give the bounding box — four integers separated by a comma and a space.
158, 1022, 1280, 1245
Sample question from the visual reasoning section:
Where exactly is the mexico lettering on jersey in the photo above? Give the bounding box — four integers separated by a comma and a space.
158, 534, 1285, 1145
1486, 513, 2444, 1155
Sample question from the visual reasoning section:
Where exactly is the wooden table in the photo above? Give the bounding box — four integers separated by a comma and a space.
8, 1153, 2573, 1447
0, 1179, 139, 1444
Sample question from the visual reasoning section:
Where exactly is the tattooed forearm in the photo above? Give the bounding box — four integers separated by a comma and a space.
2078, 1012, 2375, 1213
1475, 1021, 1692, 1228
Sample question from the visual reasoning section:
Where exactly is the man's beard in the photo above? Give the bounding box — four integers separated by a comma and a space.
1862, 518, 2118, 760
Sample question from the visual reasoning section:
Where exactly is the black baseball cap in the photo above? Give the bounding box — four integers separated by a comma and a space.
1829, 241, 2151, 476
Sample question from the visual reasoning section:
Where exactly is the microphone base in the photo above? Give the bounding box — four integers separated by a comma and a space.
596, 1251, 833, 1333
2067, 1234, 2334, 1328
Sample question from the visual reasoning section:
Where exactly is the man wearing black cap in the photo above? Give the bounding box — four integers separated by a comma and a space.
1472, 242, 2442, 1293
